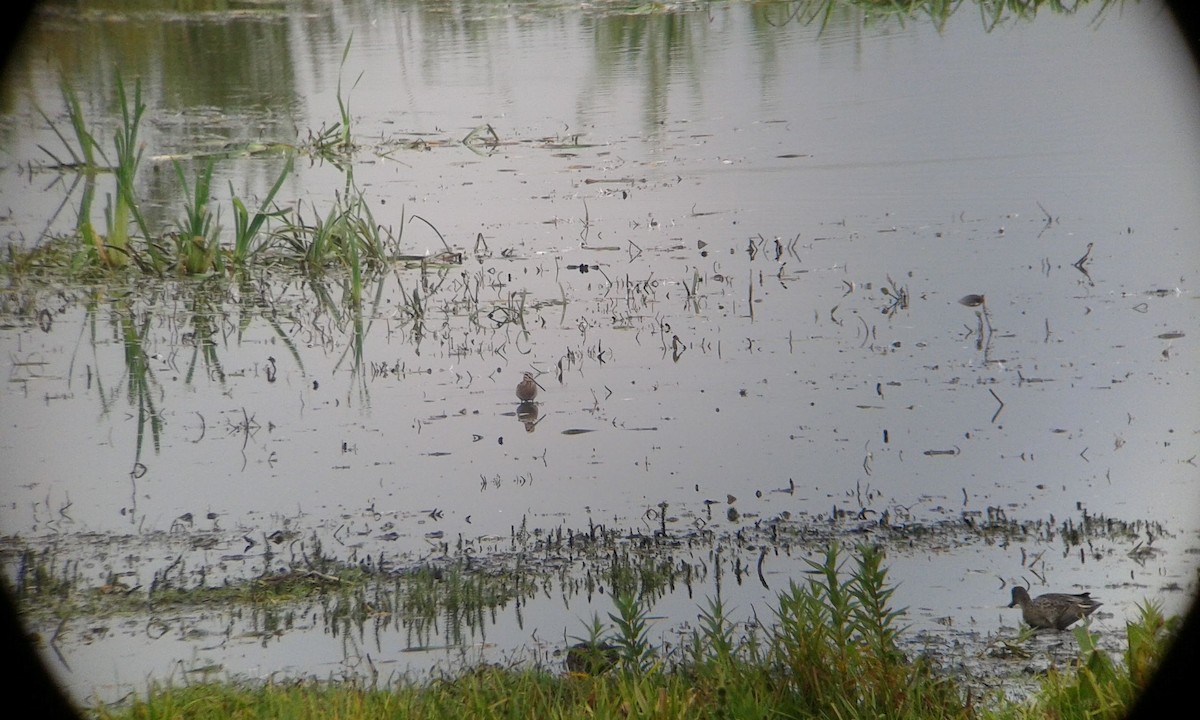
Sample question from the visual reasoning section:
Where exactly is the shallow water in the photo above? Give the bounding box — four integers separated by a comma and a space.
1, 0, 1198, 706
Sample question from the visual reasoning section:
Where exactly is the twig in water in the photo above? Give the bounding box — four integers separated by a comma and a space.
1036, 201, 1056, 233
989, 388, 1005, 423
1072, 242, 1094, 285
579, 199, 590, 246
410, 214, 452, 253
1073, 242, 1094, 270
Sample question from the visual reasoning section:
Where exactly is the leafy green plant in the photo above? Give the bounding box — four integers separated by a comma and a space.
229, 156, 293, 267
608, 591, 656, 673
172, 159, 218, 274
1026, 601, 1178, 720
104, 75, 155, 270
770, 542, 960, 718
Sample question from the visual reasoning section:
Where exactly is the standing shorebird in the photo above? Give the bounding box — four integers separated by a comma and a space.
1008, 586, 1102, 630
516, 372, 542, 402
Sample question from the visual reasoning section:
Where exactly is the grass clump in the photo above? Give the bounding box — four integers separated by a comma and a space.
17, 72, 296, 279
7, 49, 445, 292
14, 66, 401, 290
768, 542, 939, 717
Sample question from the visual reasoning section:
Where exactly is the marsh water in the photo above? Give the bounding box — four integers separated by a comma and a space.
2, 0, 1199, 707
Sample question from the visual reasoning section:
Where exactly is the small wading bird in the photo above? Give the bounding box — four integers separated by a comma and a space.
516, 372, 543, 402
1008, 586, 1102, 630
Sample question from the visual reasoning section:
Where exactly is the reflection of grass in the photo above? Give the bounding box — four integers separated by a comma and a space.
182, 288, 227, 386
5, 511, 1183, 719
114, 298, 163, 466
751, 0, 1121, 33
70, 543, 1178, 720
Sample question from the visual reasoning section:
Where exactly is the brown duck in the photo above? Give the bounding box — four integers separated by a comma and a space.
565, 641, 619, 675
1008, 586, 1102, 630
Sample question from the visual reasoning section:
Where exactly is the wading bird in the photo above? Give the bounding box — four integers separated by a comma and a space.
1008, 586, 1102, 630
516, 372, 542, 402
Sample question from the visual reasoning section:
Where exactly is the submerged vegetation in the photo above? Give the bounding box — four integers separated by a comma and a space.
3, 507, 1183, 718
38, 543, 1174, 720
6, 505, 1169, 628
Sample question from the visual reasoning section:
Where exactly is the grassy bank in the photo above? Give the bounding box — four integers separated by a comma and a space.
78, 544, 1178, 720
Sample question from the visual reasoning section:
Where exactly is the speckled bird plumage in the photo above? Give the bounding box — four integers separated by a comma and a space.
516, 372, 539, 402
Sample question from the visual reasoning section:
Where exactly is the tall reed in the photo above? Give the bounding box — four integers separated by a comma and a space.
106, 75, 153, 269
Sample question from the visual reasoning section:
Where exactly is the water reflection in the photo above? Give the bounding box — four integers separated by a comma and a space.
516, 400, 540, 432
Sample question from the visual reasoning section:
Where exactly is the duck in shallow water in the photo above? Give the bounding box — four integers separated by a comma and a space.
565, 641, 619, 675
1008, 586, 1102, 630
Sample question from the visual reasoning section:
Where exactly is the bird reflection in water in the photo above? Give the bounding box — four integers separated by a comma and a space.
517, 401, 540, 432
516, 372, 545, 433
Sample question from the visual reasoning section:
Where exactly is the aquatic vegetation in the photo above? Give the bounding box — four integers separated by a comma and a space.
10, 62, 375, 283
462, 123, 502, 156
38, 74, 154, 271
229, 157, 294, 267
302, 35, 361, 162
3, 505, 1172, 667
170, 155, 295, 275
755, 0, 1129, 33
172, 159, 218, 275
11, 75, 296, 279
72, 542, 1180, 720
